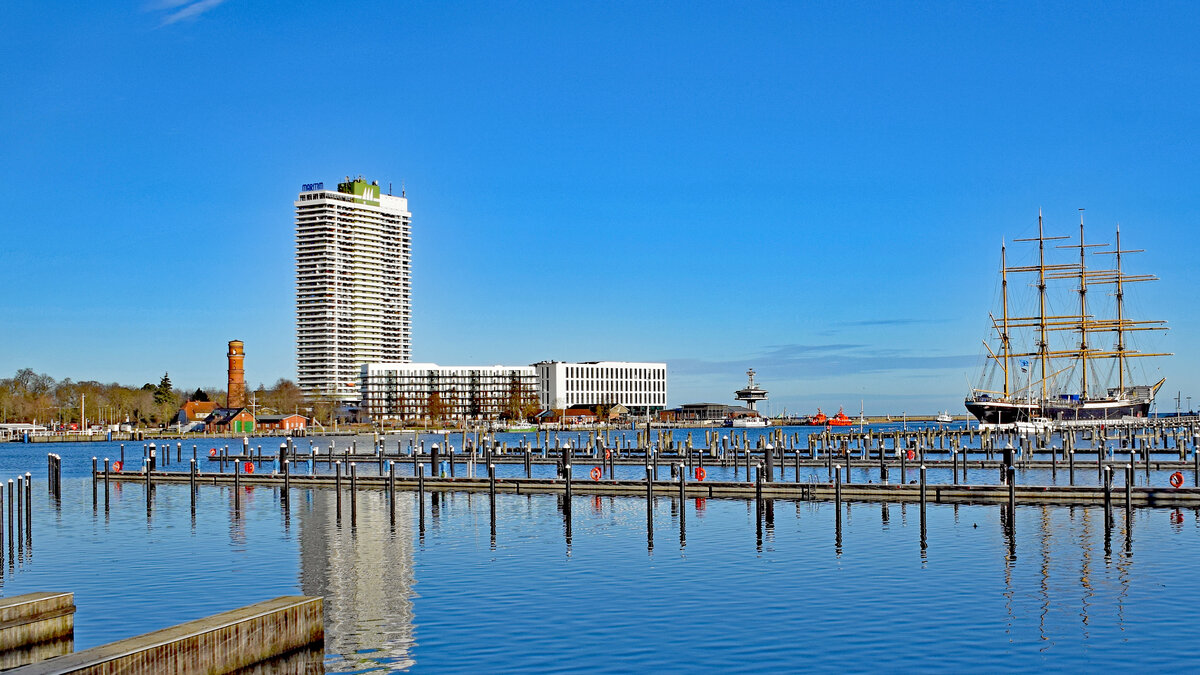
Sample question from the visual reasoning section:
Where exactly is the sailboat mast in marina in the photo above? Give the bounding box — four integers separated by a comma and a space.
965, 210, 1169, 426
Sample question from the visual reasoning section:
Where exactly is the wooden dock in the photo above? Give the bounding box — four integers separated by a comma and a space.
95, 466, 1200, 508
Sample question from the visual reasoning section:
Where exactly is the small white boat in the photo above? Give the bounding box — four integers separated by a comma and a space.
726, 417, 768, 428
936, 411, 954, 424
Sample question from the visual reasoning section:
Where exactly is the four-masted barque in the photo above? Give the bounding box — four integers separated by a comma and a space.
965, 210, 1169, 426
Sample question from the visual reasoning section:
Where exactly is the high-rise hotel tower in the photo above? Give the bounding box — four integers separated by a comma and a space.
295, 177, 411, 403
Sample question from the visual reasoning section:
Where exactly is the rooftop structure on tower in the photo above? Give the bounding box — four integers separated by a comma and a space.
734, 368, 768, 412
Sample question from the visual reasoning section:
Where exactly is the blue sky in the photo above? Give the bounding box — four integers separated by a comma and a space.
1, 1, 1196, 414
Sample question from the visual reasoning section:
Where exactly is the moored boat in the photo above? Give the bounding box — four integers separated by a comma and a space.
828, 407, 853, 426
727, 416, 769, 428
965, 212, 1169, 427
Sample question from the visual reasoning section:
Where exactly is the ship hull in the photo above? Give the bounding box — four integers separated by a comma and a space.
965, 398, 1151, 425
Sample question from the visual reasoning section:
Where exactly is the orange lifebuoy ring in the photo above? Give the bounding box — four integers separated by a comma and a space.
590, 466, 602, 481
111, 461, 123, 472
605, 448, 611, 460
244, 462, 255, 474
695, 466, 706, 482
1170, 471, 1184, 488
209, 448, 217, 456
906, 449, 916, 461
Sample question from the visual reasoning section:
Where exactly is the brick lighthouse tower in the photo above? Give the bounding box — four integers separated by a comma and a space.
227, 340, 246, 409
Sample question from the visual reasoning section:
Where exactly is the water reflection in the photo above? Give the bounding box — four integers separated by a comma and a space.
299, 489, 416, 673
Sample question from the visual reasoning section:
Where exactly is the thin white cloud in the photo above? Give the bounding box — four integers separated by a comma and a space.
151, 0, 229, 26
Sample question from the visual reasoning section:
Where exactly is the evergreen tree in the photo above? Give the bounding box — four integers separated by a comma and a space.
190, 387, 209, 402
154, 372, 174, 406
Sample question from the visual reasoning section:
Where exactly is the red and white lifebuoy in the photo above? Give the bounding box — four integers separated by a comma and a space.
111, 461, 123, 472
906, 449, 916, 461
695, 467, 706, 482
590, 466, 602, 481
209, 448, 217, 457
244, 462, 255, 474
1170, 471, 1184, 489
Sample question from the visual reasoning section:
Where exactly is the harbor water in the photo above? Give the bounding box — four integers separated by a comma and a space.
5, 431, 1200, 671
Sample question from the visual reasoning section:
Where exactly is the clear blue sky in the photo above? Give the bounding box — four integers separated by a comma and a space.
2, 1, 1196, 414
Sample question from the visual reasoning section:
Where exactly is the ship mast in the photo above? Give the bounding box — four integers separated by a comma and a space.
1001, 241, 1011, 399
1011, 212, 1070, 403
1115, 225, 1126, 393
1037, 211, 1049, 401
1094, 223, 1162, 394
1078, 212, 1089, 398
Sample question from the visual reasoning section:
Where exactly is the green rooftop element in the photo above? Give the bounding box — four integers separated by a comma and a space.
337, 177, 381, 205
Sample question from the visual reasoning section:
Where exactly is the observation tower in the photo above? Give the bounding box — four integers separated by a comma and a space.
735, 369, 768, 413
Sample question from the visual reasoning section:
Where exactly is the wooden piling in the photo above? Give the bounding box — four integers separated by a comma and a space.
388, 462, 396, 526
417, 463, 425, 533
350, 463, 357, 527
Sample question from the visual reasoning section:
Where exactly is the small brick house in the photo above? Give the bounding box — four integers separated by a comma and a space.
256, 414, 307, 432
206, 408, 256, 433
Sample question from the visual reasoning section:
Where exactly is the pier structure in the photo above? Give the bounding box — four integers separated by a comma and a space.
85, 416, 1200, 511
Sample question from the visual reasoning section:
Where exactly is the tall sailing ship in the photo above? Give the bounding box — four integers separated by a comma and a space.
965, 211, 1169, 426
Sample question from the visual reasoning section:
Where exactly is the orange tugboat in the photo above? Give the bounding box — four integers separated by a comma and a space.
828, 407, 853, 426
808, 409, 828, 425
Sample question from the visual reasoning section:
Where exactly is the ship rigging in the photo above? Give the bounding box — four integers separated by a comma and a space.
965, 210, 1169, 426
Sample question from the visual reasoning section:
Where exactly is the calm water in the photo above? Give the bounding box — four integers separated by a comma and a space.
4, 434, 1200, 671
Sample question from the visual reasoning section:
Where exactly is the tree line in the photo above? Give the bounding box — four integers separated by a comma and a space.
0, 368, 317, 428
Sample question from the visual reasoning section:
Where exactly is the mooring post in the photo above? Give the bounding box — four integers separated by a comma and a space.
91, 457, 97, 506
24, 473, 31, 540
1069, 450, 1075, 486
488, 461, 497, 502
144, 459, 152, 510
417, 462, 426, 533
1103, 465, 1113, 525
350, 463, 357, 527
14, 476, 22, 545
1125, 463, 1133, 520
919, 463, 927, 514
678, 463, 686, 507
282, 459, 290, 505
1006, 465, 1016, 517
388, 462, 396, 526
5, 480, 11, 546
189, 459, 196, 506
834, 463, 842, 510
645, 463, 654, 531
335, 461, 342, 519
232, 459, 240, 511
564, 463, 573, 513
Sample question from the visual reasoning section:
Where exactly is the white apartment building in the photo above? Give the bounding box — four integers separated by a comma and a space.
296, 177, 412, 403
362, 363, 538, 421
535, 361, 667, 416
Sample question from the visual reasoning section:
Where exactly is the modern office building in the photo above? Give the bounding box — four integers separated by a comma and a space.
534, 361, 667, 417
296, 177, 412, 403
361, 363, 538, 422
